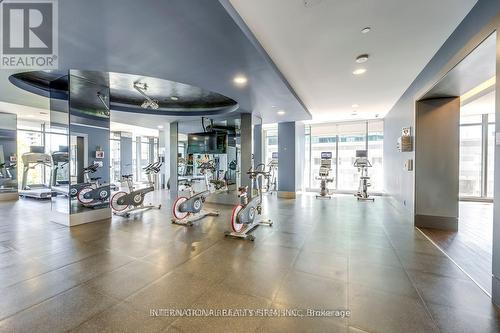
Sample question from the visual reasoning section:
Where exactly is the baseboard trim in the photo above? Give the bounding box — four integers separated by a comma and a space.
415, 214, 458, 231
0, 192, 18, 201
277, 191, 296, 199
492, 276, 500, 307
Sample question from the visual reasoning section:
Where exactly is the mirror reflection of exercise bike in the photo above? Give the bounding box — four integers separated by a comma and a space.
316, 152, 334, 199
111, 161, 162, 217
225, 164, 273, 241
76, 163, 111, 208
354, 150, 374, 202
171, 160, 222, 226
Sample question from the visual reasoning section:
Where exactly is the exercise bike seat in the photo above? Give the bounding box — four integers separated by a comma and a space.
90, 177, 102, 181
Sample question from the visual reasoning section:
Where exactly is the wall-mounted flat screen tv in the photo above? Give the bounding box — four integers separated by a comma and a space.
187, 132, 227, 154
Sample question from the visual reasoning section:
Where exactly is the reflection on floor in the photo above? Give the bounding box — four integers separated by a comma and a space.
420, 201, 493, 295
0, 193, 498, 332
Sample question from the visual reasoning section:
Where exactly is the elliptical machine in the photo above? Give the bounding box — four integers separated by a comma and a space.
354, 150, 375, 202
225, 164, 273, 241
171, 160, 220, 226
111, 161, 162, 217
316, 152, 334, 199
76, 163, 111, 208
265, 156, 278, 194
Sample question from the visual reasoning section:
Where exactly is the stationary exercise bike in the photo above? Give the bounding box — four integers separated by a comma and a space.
354, 150, 375, 202
316, 152, 334, 199
111, 161, 162, 217
171, 160, 220, 226
225, 164, 273, 241
76, 163, 111, 208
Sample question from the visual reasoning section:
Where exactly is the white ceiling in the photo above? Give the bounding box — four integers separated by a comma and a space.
461, 90, 495, 116
229, 0, 478, 122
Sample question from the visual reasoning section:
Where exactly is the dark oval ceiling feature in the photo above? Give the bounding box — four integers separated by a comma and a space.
9, 70, 239, 116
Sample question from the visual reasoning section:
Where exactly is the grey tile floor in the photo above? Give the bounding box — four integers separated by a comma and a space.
0, 193, 498, 332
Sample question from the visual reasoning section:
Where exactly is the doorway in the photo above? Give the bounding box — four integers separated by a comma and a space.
415, 33, 496, 295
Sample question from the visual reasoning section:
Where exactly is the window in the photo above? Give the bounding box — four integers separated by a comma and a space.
264, 128, 278, 165
459, 125, 482, 197
337, 125, 366, 191
132, 138, 137, 180
110, 134, 120, 184
306, 120, 384, 193
459, 91, 495, 199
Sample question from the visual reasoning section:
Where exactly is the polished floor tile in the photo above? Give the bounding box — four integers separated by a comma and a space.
0, 193, 498, 332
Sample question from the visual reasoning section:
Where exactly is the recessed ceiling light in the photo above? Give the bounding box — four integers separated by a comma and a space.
353, 68, 367, 75
277, 110, 286, 115
233, 75, 248, 86
351, 104, 359, 108
356, 54, 369, 63
157, 125, 164, 129
361, 27, 371, 34
170, 96, 179, 101
375, 114, 380, 118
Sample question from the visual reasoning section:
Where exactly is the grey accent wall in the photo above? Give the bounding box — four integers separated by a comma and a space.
295, 122, 305, 192
276, 121, 305, 196
278, 122, 296, 194
120, 133, 132, 176
415, 98, 460, 230
383, 0, 500, 213
169, 122, 178, 201
253, 124, 263, 167
240, 114, 253, 191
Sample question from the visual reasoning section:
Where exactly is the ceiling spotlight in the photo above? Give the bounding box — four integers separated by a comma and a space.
157, 125, 164, 129
233, 75, 248, 86
351, 104, 359, 108
134, 82, 160, 110
277, 110, 286, 115
361, 27, 371, 34
356, 54, 369, 63
170, 96, 179, 101
353, 68, 367, 75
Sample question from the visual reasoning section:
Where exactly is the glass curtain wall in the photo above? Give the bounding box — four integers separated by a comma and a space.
263, 128, 278, 165
459, 113, 495, 199
110, 132, 121, 184
305, 120, 384, 193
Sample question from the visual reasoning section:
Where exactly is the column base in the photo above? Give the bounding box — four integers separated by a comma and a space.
0, 192, 18, 201
492, 276, 500, 307
277, 191, 296, 199
415, 214, 458, 231
51, 208, 112, 227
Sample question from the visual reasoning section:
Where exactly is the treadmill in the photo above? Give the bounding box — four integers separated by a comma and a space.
19, 146, 55, 199
51, 148, 70, 197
